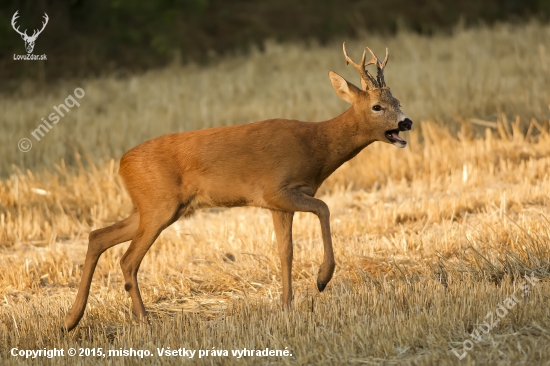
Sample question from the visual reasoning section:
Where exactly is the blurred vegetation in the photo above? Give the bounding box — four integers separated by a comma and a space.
0, 0, 549, 92
3, 22, 549, 174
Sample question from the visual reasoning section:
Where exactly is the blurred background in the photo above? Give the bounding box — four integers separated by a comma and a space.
1, 0, 549, 174
1, 0, 549, 93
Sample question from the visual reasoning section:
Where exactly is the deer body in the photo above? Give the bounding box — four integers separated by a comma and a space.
65, 44, 412, 331
121, 110, 373, 213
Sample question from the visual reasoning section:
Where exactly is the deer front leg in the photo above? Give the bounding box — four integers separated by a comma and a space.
268, 189, 336, 293
270, 210, 294, 307
315, 205, 335, 292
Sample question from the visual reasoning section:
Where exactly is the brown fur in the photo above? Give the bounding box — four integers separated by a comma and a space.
64, 46, 411, 331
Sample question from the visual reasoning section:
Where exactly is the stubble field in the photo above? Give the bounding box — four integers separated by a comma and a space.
1, 22, 550, 365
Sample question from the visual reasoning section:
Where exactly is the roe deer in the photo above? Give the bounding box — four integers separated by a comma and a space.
65, 43, 412, 331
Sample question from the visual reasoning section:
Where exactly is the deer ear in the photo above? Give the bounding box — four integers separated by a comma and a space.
328, 71, 361, 104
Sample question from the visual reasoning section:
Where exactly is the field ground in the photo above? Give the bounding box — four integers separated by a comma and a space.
1, 23, 550, 365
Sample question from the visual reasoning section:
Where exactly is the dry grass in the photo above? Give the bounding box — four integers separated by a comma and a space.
1, 23, 550, 365
3, 21, 550, 174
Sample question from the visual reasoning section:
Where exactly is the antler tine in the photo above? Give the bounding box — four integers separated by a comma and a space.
342, 43, 366, 77
366, 47, 389, 88
34, 13, 49, 38
342, 42, 378, 90
364, 48, 378, 68
11, 10, 19, 27
382, 47, 389, 69
11, 10, 28, 37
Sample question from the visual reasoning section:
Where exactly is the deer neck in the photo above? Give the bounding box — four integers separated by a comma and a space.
317, 107, 375, 181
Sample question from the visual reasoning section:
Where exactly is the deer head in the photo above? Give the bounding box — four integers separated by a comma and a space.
11, 11, 49, 54
328, 43, 412, 148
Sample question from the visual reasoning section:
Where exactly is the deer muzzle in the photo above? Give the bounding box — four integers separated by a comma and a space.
398, 118, 413, 131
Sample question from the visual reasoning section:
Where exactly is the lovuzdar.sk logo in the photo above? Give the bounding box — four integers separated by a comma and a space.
12, 10, 48, 61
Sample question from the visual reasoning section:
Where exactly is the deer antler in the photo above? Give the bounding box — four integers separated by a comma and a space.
366, 47, 389, 88
30, 13, 49, 40
11, 11, 48, 41
342, 42, 379, 90
11, 11, 28, 38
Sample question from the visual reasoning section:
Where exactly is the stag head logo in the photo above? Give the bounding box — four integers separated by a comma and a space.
11, 11, 49, 54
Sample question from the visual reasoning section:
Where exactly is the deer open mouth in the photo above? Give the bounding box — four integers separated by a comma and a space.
385, 129, 407, 148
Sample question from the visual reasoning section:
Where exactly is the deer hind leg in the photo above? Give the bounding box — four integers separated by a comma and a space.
65, 210, 140, 331
270, 210, 294, 308
268, 189, 335, 293
119, 205, 181, 323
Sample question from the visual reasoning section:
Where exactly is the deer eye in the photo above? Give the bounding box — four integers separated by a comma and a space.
372, 105, 382, 111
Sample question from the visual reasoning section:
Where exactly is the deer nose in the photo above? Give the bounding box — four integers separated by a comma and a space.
398, 118, 413, 131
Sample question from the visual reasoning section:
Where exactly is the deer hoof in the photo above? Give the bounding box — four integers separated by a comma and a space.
317, 280, 327, 292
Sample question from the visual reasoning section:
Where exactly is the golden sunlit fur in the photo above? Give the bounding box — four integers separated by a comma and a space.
64, 44, 411, 331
